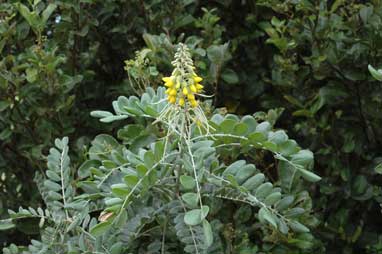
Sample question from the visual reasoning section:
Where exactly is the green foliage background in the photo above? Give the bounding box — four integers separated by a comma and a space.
1, 0, 382, 253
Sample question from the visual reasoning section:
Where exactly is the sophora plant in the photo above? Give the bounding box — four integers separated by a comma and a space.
2, 44, 321, 253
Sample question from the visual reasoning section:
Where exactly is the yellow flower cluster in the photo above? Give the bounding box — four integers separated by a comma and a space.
163, 74, 204, 108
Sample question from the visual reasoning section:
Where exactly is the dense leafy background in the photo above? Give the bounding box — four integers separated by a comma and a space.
1, 0, 382, 253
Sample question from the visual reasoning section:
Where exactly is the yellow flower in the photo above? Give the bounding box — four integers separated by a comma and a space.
193, 76, 203, 83
196, 84, 204, 91
162, 76, 174, 87
168, 96, 176, 104
187, 94, 195, 101
156, 44, 215, 137
190, 84, 197, 93
160, 46, 206, 109
190, 99, 198, 108
179, 97, 185, 106
169, 88, 177, 96
162, 77, 171, 82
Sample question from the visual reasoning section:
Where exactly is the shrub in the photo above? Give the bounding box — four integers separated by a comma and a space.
2, 44, 321, 253
0, 0, 218, 244
121, 2, 382, 252
2, 0, 382, 253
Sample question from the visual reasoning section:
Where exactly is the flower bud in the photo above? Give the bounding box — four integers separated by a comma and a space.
190, 84, 197, 93
193, 76, 203, 83
187, 94, 195, 101
179, 98, 185, 106
168, 96, 176, 104
169, 89, 177, 96
190, 99, 198, 108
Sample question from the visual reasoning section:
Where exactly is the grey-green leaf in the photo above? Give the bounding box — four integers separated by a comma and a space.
0, 219, 15, 231
181, 193, 199, 208
242, 173, 265, 190
368, 64, 382, 81
180, 175, 195, 190
90, 220, 112, 237
298, 168, 321, 182
203, 219, 213, 247
184, 206, 209, 226
289, 221, 310, 233
254, 182, 273, 199
264, 192, 282, 206
258, 207, 278, 229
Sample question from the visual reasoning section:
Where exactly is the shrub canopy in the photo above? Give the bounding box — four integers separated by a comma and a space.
1, 1, 382, 253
